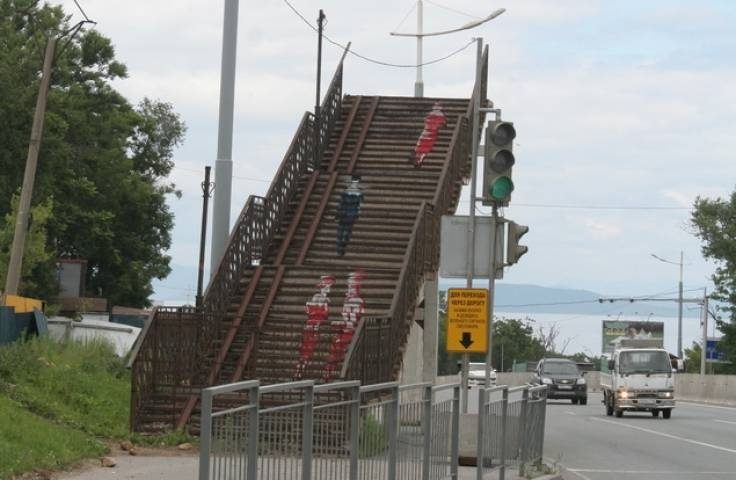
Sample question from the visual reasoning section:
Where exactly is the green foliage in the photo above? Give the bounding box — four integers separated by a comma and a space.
0, 395, 106, 478
684, 341, 733, 374
1, 0, 185, 306
359, 414, 387, 457
437, 290, 546, 374
692, 190, 736, 371
0, 336, 130, 439
0, 193, 56, 299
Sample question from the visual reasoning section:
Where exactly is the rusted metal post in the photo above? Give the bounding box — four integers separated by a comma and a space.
313, 9, 326, 170
196, 166, 213, 308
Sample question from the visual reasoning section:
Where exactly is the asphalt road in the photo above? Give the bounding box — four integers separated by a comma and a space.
544, 393, 736, 480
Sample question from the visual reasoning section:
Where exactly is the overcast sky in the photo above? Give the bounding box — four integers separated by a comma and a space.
57, 0, 734, 309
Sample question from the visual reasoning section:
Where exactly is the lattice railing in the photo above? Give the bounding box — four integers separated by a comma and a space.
130, 49, 349, 432
130, 306, 212, 431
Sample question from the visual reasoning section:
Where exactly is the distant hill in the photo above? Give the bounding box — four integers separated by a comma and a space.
438, 280, 697, 318
154, 268, 697, 318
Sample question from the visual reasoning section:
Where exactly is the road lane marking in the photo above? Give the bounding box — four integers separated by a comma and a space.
571, 469, 736, 476
714, 419, 736, 426
544, 458, 592, 480
591, 417, 736, 454
564, 410, 576, 415
679, 401, 736, 411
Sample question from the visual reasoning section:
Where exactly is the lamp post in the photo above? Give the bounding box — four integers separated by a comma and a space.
390, 5, 505, 97
651, 251, 684, 358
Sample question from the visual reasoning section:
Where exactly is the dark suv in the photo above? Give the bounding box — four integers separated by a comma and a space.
533, 358, 587, 405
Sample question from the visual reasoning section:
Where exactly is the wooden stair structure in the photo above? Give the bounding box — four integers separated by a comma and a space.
130, 47, 489, 433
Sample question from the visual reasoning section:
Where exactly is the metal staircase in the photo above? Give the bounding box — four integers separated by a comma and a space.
130, 46, 489, 433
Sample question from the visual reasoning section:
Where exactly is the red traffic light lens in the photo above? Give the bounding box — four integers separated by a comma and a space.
491, 122, 516, 146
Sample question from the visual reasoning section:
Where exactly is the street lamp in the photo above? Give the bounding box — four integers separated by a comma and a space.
651, 251, 684, 358
390, 4, 506, 97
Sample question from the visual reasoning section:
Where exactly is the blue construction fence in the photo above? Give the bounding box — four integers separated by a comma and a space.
0, 306, 49, 346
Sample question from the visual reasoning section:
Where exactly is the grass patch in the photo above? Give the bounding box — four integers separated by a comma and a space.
0, 337, 133, 477
0, 395, 106, 478
0, 337, 131, 439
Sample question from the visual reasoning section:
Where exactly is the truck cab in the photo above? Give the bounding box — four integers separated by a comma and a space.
600, 339, 681, 418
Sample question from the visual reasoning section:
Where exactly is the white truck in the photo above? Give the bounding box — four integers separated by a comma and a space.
600, 339, 683, 418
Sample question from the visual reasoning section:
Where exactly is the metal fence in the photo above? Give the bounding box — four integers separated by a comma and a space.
476, 385, 548, 480
200, 381, 545, 480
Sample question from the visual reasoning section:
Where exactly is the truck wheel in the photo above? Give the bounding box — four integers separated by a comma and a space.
652, 410, 659, 417
605, 393, 613, 416
572, 398, 578, 405
662, 409, 672, 419
580, 397, 587, 406
614, 401, 624, 418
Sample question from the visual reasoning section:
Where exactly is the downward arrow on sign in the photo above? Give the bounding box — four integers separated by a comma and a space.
460, 332, 474, 349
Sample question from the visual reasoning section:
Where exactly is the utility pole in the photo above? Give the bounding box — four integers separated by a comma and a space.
314, 9, 326, 168
415, 0, 424, 97
196, 166, 214, 308
701, 288, 708, 376
4, 38, 56, 295
678, 251, 684, 360
210, 0, 240, 276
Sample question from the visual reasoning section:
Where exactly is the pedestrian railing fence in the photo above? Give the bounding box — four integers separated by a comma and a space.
476, 385, 548, 480
199, 380, 546, 480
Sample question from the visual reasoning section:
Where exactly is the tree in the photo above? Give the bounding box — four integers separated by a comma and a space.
0, 193, 55, 299
0, 1, 185, 306
692, 190, 736, 370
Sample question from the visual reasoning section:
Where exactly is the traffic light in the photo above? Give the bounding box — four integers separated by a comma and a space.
483, 120, 516, 206
506, 221, 528, 265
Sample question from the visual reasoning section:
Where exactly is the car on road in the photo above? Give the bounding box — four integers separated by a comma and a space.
532, 358, 587, 404
467, 362, 497, 388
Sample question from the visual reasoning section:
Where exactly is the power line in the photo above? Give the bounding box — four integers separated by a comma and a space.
392, 1, 418, 33
469, 200, 690, 211
282, 0, 475, 68
173, 165, 271, 184
72, 0, 91, 22
424, 0, 482, 20
494, 287, 707, 309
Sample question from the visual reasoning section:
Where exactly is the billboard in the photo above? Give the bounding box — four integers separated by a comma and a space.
602, 320, 664, 354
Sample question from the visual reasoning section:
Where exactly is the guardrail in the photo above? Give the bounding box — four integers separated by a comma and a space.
476, 385, 548, 480
199, 380, 547, 480
199, 380, 461, 480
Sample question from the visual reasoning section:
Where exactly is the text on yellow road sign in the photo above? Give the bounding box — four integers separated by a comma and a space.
446, 288, 488, 353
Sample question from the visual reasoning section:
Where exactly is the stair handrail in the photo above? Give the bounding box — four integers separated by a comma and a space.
340, 202, 433, 382
341, 47, 486, 382
130, 50, 349, 432
130, 306, 209, 431
203, 45, 351, 311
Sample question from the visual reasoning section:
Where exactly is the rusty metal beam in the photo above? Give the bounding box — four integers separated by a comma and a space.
328, 96, 362, 172
175, 266, 264, 430
296, 171, 338, 265
274, 172, 318, 265
347, 96, 379, 174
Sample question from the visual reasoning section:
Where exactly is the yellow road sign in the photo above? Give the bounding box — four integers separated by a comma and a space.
446, 288, 488, 353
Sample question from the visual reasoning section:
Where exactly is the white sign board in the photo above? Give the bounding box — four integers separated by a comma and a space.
440, 215, 503, 278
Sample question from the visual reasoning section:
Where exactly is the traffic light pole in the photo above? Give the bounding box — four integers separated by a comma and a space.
461, 37, 483, 413
485, 206, 498, 388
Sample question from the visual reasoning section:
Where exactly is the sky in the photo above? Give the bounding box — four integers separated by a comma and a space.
56, 1, 735, 316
